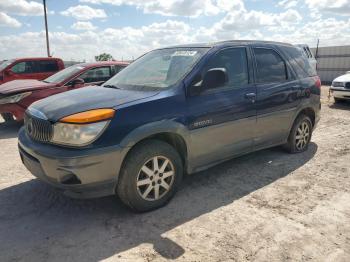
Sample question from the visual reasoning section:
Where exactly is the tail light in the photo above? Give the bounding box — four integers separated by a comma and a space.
314, 76, 321, 89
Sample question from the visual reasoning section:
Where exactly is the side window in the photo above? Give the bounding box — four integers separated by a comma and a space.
79, 67, 112, 83
206, 47, 249, 89
306, 47, 314, 58
36, 60, 59, 73
253, 48, 287, 83
303, 47, 311, 58
282, 46, 316, 77
11, 61, 35, 74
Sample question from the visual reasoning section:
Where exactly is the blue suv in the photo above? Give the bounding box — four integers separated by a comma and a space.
18, 41, 321, 212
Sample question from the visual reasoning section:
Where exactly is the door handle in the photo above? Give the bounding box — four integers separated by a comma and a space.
245, 93, 256, 103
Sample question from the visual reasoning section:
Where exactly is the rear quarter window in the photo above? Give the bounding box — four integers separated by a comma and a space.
282, 46, 317, 77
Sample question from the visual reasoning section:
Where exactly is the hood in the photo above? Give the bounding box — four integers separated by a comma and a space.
29, 86, 159, 121
333, 73, 350, 83
0, 80, 56, 95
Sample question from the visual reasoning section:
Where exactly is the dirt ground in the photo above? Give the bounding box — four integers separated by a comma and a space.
0, 86, 349, 262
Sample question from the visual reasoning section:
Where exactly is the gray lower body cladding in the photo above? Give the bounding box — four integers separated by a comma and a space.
18, 128, 128, 199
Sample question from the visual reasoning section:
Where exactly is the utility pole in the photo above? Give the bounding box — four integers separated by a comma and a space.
43, 0, 51, 57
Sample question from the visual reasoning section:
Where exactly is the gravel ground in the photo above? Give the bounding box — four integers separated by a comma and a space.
0, 86, 349, 262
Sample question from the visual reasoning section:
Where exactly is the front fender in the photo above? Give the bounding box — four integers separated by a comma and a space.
119, 119, 191, 149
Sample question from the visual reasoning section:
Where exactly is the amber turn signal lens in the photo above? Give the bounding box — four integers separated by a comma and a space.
60, 109, 115, 124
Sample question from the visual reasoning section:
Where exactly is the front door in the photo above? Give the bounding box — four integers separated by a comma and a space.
187, 47, 257, 169
8, 61, 38, 81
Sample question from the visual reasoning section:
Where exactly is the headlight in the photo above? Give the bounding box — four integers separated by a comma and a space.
52, 121, 110, 146
0, 92, 32, 105
51, 109, 115, 146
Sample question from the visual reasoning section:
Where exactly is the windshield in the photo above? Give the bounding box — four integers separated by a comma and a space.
44, 64, 86, 83
103, 47, 209, 90
0, 59, 14, 71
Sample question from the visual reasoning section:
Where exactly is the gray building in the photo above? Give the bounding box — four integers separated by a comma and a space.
311, 45, 350, 84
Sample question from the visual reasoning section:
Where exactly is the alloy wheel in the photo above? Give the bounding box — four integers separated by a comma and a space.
295, 121, 310, 151
136, 156, 175, 201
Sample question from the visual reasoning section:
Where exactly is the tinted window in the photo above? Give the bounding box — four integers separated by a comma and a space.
11, 61, 35, 74
79, 67, 111, 83
36, 60, 59, 72
206, 47, 249, 89
282, 46, 317, 77
254, 48, 287, 83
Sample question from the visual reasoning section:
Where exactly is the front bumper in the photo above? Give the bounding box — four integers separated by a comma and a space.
18, 128, 129, 199
330, 87, 350, 100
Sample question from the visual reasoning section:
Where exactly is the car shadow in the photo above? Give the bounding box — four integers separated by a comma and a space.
0, 120, 22, 139
329, 100, 350, 110
0, 143, 318, 261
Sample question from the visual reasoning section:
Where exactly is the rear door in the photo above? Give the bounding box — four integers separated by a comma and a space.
187, 47, 257, 168
252, 46, 301, 149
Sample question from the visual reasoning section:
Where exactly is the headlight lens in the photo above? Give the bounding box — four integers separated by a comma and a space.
0, 91, 32, 105
51, 121, 110, 146
51, 109, 115, 146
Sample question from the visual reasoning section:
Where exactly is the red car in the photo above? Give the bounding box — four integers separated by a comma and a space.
0, 61, 129, 122
0, 57, 64, 85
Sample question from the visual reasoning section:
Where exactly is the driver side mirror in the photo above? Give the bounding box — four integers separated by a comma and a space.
202, 68, 228, 90
70, 78, 84, 87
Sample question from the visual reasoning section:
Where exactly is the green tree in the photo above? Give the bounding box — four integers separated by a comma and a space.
95, 53, 114, 61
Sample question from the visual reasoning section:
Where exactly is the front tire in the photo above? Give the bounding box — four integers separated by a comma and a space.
285, 114, 313, 153
117, 140, 183, 212
1, 113, 14, 122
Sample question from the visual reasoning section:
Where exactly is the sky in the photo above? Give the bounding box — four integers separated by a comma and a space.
0, 0, 349, 61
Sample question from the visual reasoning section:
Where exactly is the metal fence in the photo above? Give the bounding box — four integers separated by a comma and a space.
311, 45, 350, 84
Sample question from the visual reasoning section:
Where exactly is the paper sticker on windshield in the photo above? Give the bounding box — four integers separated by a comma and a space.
173, 51, 198, 57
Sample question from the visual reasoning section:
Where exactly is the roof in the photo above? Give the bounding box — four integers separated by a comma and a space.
159, 40, 294, 49
13, 57, 63, 61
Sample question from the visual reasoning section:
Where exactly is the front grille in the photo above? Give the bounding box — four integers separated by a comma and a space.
345, 82, 350, 89
24, 113, 53, 143
332, 82, 344, 87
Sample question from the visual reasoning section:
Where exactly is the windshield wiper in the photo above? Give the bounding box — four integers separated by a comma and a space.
103, 84, 121, 89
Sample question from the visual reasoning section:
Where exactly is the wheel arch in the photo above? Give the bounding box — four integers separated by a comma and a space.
119, 120, 190, 171
295, 107, 316, 127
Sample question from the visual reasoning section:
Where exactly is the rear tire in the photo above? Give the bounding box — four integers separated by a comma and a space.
284, 114, 313, 154
117, 139, 183, 212
1, 113, 14, 122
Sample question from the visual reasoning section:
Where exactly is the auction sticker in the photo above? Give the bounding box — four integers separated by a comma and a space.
173, 51, 198, 56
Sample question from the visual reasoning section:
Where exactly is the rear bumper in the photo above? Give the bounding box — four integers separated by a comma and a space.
18, 128, 129, 199
0, 103, 25, 121
330, 88, 350, 100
